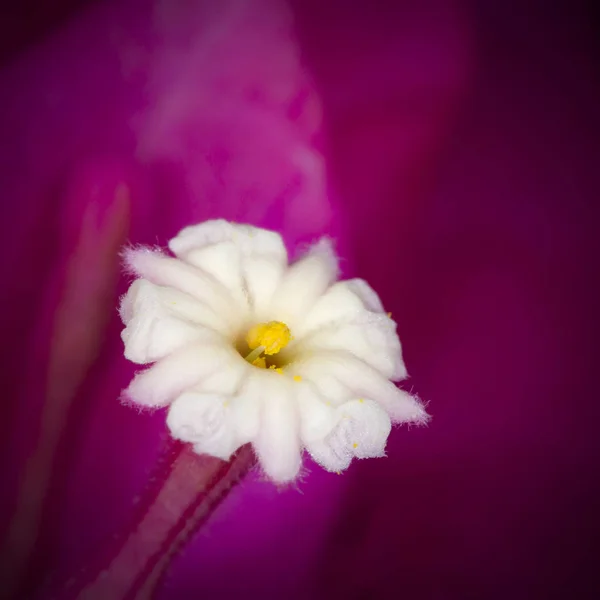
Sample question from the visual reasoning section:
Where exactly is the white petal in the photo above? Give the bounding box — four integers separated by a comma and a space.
122, 314, 211, 365
299, 389, 351, 472
124, 248, 244, 335
119, 283, 137, 325
345, 279, 386, 313
124, 343, 239, 407
193, 356, 247, 396
119, 279, 224, 364
268, 238, 339, 330
295, 384, 350, 472
168, 366, 263, 459
121, 279, 233, 333
295, 280, 406, 380
297, 314, 405, 381
228, 373, 263, 445
307, 399, 391, 472
335, 399, 391, 459
167, 392, 239, 460
169, 220, 285, 258
306, 437, 352, 473
294, 280, 366, 337
184, 242, 250, 311
168, 220, 288, 319
251, 373, 302, 483
294, 350, 428, 425
242, 255, 286, 322
295, 383, 338, 443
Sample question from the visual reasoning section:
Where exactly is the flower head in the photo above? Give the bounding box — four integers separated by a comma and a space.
120, 220, 427, 482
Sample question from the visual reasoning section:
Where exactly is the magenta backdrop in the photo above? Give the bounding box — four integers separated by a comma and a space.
0, 0, 598, 598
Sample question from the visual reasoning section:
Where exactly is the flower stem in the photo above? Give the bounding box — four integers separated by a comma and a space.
55, 442, 255, 600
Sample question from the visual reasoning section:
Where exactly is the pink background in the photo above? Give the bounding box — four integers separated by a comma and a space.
1, 1, 598, 598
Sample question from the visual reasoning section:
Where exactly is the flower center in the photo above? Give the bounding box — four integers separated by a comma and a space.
244, 321, 292, 368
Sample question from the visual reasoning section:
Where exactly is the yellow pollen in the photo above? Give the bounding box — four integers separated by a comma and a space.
352, 442, 358, 449
246, 321, 292, 355
293, 375, 302, 382
358, 398, 364, 403
244, 321, 292, 369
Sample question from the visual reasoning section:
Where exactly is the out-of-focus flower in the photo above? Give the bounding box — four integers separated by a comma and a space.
120, 220, 427, 482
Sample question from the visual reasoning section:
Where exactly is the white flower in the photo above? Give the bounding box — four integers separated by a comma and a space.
119, 220, 428, 483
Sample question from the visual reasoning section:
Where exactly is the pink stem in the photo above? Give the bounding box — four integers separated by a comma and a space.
56, 442, 255, 600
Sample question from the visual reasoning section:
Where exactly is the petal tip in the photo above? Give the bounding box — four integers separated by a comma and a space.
124, 370, 172, 408
253, 445, 302, 484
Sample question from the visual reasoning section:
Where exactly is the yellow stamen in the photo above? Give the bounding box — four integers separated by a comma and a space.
246, 321, 292, 355
244, 321, 292, 369
269, 365, 283, 374
251, 356, 267, 368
